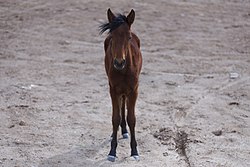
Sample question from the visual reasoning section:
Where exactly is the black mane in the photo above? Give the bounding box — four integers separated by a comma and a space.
99, 14, 127, 34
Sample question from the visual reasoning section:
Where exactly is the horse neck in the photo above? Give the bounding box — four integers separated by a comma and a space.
126, 42, 135, 69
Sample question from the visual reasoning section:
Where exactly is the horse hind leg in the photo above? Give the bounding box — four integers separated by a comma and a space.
120, 95, 129, 139
110, 95, 128, 139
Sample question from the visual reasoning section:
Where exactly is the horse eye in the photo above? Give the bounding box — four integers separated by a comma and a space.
128, 35, 132, 40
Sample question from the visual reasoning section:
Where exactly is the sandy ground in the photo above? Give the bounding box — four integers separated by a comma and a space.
1, 0, 250, 166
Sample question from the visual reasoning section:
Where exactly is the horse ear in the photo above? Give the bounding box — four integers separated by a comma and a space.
127, 9, 135, 27
107, 8, 115, 23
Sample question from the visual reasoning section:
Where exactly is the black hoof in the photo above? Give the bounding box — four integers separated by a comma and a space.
132, 155, 140, 161
122, 133, 129, 139
107, 155, 116, 162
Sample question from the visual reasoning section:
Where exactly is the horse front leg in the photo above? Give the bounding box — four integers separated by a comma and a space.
108, 89, 121, 162
127, 89, 139, 160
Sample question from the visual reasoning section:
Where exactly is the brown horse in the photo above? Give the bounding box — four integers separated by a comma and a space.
100, 9, 142, 162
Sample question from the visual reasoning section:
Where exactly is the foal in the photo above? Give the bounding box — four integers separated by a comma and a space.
100, 9, 142, 162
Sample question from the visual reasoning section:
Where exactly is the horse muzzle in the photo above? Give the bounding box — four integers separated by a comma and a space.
114, 58, 126, 70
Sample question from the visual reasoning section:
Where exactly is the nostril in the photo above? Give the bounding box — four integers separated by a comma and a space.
114, 59, 120, 66
121, 59, 126, 65
114, 58, 126, 70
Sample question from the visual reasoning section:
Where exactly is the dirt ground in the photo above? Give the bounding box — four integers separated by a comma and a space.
0, 0, 250, 166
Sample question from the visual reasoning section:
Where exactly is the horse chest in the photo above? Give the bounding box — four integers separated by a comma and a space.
109, 73, 137, 95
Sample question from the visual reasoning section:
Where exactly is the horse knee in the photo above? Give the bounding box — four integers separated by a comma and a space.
127, 114, 136, 128
112, 113, 121, 127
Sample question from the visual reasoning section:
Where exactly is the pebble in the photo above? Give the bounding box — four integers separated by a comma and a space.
229, 72, 239, 79
212, 130, 222, 136
19, 120, 26, 126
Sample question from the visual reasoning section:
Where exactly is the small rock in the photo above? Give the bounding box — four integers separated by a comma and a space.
206, 75, 214, 79
42, 143, 49, 147
240, 114, 248, 118
19, 120, 26, 126
58, 40, 70, 45
163, 152, 169, 156
15, 105, 29, 108
229, 72, 239, 79
212, 130, 222, 136
9, 124, 15, 128
230, 130, 237, 133
165, 81, 177, 86
228, 102, 239, 106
